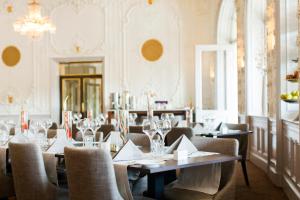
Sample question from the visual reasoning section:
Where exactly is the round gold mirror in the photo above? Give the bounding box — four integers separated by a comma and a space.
2, 46, 21, 67
141, 39, 163, 62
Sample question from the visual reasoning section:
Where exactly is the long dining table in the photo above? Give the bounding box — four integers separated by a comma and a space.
55, 151, 240, 199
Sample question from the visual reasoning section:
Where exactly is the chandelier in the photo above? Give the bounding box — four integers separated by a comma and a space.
13, 0, 56, 38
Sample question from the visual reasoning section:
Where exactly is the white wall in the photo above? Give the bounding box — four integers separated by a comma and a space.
0, 0, 221, 122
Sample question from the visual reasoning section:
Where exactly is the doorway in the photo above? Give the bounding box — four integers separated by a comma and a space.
59, 61, 103, 122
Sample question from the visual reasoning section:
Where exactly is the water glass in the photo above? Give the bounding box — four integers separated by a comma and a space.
84, 135, 94, 147
0, 130, 9, 146
152, 138, 164, 155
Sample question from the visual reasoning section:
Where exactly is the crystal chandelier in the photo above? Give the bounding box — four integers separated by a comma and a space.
13, 0, 56, 38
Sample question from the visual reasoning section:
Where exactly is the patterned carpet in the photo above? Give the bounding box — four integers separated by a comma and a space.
236, 162, 288, 200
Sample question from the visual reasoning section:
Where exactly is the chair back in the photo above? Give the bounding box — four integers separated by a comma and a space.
64, 147, 123, 200
97, 124, 116, 140
47, 129, 57, 139
165, 127, 193, 146
9, 142, 56, 200
219, 123, 248, 160
191, 137, 239, 190
127, 133, 150, 151
129, 126, 143, 134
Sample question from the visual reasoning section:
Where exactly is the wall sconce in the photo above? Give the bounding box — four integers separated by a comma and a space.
148, 0, 153, 5
8, 95, 14, 104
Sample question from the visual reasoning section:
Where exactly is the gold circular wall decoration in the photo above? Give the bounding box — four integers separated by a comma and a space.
2, 46, 21, 67
141, 39, 163, 62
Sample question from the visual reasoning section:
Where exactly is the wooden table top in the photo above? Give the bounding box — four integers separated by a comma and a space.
55, 152, 240, 174
127, 153, 240, 174
196, 130, 253, 137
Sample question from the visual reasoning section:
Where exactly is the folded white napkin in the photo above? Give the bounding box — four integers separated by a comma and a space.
177, 120, 188, 127
47, 138, 73, 154
104, 131, 123, 147
114, 164, 134, 200
166, 135, 198, 154
113, 140, 144, 162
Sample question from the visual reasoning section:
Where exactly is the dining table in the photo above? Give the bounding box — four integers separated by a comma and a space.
55, 151, 240, 199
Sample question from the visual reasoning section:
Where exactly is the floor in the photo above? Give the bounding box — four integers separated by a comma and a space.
236, 161, 288, 200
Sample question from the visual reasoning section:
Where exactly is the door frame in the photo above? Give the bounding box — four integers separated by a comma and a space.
59, 74, 103, 122
195, 44, 238, 123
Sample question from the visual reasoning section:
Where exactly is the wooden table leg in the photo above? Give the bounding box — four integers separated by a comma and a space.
146, 170, 177, 199
147, 172, 165, 199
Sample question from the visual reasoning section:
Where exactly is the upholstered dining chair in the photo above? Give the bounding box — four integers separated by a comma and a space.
47, 129, 57, 139
9, 142, 68, 200
129, 126, 144, 134
64, 147, 123, 200
96, 124, 116, 140
218, 123, 250, 186
0, 149, 14, 199
126, 133, 150, 149
165, 127, 193, 146
164, 137, 239, 200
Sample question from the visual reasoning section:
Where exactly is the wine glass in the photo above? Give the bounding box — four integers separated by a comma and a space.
156, 119, 172, 146
72, 113, 82, 125
41, 119, 53, 136
4, 120, 16, 135
29, 120, 41, 135
88, 119, 102, 143
142, 119, 158, 152
129, 113, 138, 125
0, 122, 9, 145
161, 113, 175, 120
76, 119, 89, 141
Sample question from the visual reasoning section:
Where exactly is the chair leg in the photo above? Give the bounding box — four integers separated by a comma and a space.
241, 160, 250, 186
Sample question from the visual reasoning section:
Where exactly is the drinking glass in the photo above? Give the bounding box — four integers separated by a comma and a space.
0, 122, 9, 146
152, 138, 164, 155
77, 119, 89, 140
129, 113, 138, 125
88, 119, 102, 142
41, 119, 53, 138
161, 113, 175, 121
142, 119, 158, 152
156, 119, 172, 146
4, 120, 16, 135
72, 113, 82, 125
30, 120, 41, 135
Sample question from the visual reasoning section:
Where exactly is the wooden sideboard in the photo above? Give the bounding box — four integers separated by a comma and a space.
107, 109, 189, 124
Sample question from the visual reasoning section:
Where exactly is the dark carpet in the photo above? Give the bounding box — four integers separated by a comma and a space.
236, 161, 288, 200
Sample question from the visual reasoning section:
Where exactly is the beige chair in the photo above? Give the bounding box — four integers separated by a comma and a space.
96, 124, 116, 141
129, 126, 144, 134
164, 137, 238, 200
165, 127, 193, 146
126, 133, 150, 149
0, 151, 14, 199
47, 129, 57, 139
9, 142, 68, 200
218, 123, 249, 186
64, 147, 123, 200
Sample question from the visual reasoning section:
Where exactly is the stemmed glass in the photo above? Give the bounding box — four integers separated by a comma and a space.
4, 120, 16, 136
161, 113, 175, 121
41, 119, 53, 137
156, 119, 172, 147
29, 120, 41, 135
129, 113, 138, 125
73, 113, 82, 124
76, 119, 89, 142
142, 119, 158, 152
0, 121, 9, 145
88, 119, 102, 143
